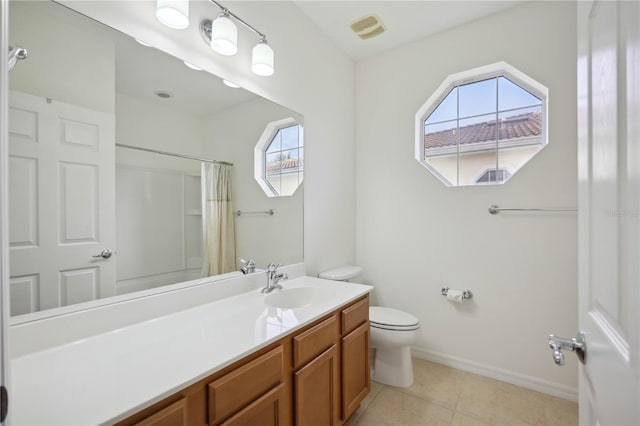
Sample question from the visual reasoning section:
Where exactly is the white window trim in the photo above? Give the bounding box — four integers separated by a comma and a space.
472, 164, 515, 185
254, 117, 303, 197
414, 61, 549, 187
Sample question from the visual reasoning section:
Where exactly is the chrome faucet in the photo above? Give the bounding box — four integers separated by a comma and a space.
261, 262, 287, 293
239, 258, 256, 274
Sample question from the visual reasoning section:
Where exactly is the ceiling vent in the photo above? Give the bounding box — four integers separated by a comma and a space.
350, 14, 386, 40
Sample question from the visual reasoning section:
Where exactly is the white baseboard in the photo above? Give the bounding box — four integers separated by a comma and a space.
411, 346, 578, 402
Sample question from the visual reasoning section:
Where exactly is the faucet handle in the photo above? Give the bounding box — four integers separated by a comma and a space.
267, 262, 280, 271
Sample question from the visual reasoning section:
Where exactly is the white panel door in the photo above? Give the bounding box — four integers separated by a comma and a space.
8, 91, 115, 314
577, 1, 640, 424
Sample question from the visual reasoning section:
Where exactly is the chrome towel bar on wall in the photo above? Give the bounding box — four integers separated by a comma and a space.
235, 209, 274, 217
488, 205, 577, 215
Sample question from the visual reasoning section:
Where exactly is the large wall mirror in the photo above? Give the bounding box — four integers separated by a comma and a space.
7, 0, 303, 318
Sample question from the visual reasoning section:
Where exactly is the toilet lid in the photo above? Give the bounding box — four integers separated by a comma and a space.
369, 306, 419, 330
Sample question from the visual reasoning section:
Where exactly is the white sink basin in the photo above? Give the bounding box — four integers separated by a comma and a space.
264, 287, 331, 309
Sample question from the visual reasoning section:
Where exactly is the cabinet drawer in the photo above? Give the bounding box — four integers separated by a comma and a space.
293, 316, 338, 369
221, 383, 286, 426
135, 398, 187, 426
209, 346, 284, 424
341, 296, 369, 335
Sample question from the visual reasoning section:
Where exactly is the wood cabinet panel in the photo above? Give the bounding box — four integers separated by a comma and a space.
209, 346, 284, 424
134, 398, 187, 426
341, 297, 368, 335
341, 322, 370, 421
293, 315, 338, 369
222, 383, 286, 426
294, 345, 339, 426
121, 294, 371, 426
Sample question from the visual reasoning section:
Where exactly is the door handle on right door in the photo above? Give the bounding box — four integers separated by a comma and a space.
548, 332, 586, 366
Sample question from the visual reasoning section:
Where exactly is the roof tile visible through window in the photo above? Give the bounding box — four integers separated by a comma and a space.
425, 111, 542, 149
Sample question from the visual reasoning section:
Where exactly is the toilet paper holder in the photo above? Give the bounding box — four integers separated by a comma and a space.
441, 287, 473, 300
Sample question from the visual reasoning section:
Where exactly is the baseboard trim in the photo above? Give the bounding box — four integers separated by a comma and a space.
411, 346, 578, 402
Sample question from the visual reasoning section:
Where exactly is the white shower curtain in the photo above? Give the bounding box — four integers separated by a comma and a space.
201, 162, 236, 277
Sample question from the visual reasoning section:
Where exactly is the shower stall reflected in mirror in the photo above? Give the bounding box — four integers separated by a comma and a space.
115, 144, 235, 296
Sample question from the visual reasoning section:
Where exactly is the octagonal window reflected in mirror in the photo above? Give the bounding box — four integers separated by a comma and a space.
255, 118, 304, 197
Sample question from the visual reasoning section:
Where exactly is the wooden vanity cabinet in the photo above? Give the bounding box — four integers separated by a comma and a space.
292, 316, 340, 425
134, 398, 189, 426
340, 297, 371, 421
118, 295, 370, 426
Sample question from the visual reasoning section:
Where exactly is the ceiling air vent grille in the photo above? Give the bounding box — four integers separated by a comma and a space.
350, 14, 386, 40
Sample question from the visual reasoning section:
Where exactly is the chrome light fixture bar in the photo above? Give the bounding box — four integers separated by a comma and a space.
200, 0, 274, 76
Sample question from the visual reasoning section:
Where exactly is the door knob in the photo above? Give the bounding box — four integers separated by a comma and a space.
92, 249, 113, 259
548, 332, 586, 366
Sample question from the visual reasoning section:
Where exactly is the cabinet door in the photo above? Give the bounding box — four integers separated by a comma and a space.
294, 345, 339, 426
222, 384, 286, 426
209, 346, 284, 424
341, 322, 370, 421
135, 398, 187, 426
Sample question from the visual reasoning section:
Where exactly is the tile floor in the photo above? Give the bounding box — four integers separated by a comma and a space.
346, 359, 578, 426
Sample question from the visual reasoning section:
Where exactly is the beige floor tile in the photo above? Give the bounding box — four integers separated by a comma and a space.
354, 388, 454, 426
450, 412, 492, 426
399, 359, 466, 410
456, 374, 546, 425
541, 395, 578, 426
346, 382, 387, 426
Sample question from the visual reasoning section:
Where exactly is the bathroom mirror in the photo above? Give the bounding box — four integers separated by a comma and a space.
7, 0, 303, 317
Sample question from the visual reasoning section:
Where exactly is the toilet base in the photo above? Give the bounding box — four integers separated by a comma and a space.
371, 346, 414, 388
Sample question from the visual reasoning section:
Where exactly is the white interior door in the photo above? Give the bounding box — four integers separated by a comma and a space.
577, 1, 640, 424
8, 91, 115, 314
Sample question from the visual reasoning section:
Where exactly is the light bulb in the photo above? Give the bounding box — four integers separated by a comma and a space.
210, 13, 238, 56
184, 61, 202, 71
251, 40, 274, 76
223, 79, 240, 88
156, 0, 189, 30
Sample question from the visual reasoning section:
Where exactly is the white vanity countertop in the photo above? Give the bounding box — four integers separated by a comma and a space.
10, 276, 372, 425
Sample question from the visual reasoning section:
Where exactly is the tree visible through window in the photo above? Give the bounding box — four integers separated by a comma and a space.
415, 62, 548, 186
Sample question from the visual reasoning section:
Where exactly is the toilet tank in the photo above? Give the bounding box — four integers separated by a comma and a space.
318, 265, 363, 281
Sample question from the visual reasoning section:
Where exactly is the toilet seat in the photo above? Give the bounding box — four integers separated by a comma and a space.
369, 307, 420, 331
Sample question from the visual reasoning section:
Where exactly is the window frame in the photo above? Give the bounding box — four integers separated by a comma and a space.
414, 61, 549, 187
254, 117, 304, 197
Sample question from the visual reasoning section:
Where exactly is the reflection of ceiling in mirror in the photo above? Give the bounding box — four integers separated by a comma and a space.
114, 38, 258, 117
32, 0, 258, 117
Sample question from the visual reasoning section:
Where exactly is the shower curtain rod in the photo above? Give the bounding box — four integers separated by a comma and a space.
116, 143, 233, 167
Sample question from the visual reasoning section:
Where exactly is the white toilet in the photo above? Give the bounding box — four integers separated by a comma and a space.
318, 266, 421, 388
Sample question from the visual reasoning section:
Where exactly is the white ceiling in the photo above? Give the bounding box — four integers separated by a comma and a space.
294, 1, 527, 60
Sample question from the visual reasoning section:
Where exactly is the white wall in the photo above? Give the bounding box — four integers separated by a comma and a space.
203, 97, 304, 268
60, 0, 357, 276
355, 1, 578, 398
9, 1, 115, 113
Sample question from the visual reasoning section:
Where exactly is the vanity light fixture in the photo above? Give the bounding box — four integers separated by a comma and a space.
156, 0, 190, 30
200, 0, 275, 76
210, 10, 238, 56
223, 79, 240, 88
252, 37, 274, 76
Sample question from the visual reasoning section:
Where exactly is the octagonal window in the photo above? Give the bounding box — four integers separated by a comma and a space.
254, 117, 304, 197
415, 62, 548, 186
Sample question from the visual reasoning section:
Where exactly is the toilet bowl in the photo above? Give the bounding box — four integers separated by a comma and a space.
369, 306, 420, 387
318, 266, 421, 388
